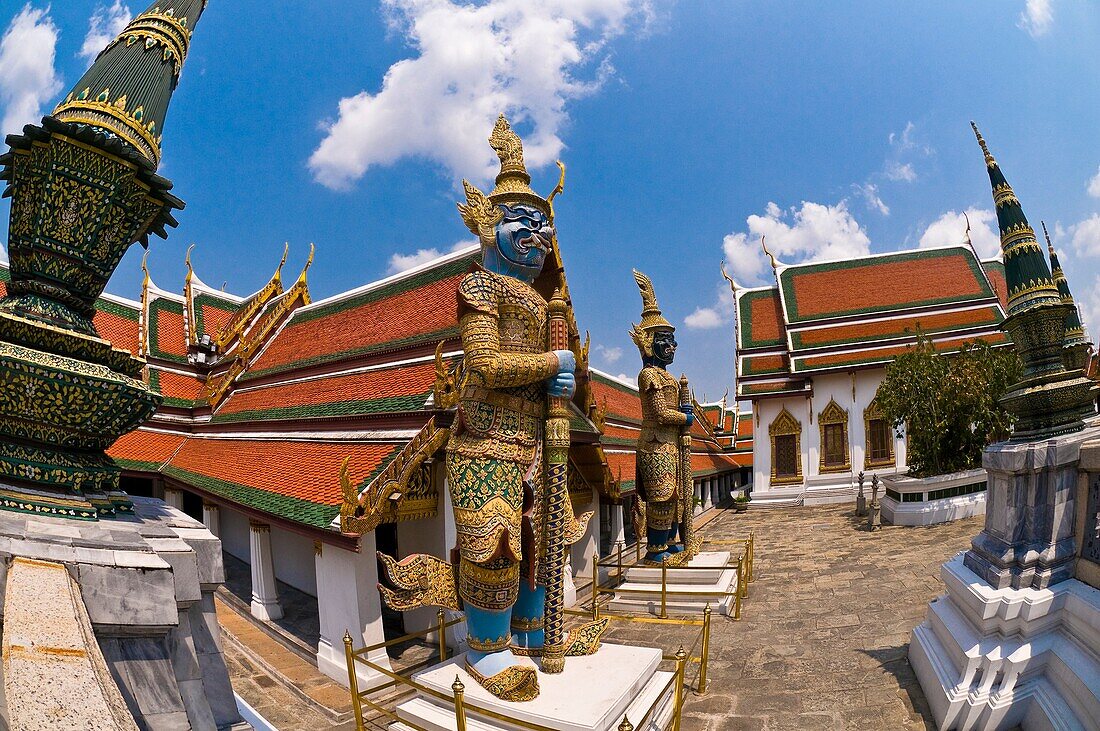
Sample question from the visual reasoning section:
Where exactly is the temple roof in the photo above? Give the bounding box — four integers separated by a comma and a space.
85, 243, 743, 533
735, 244, 1009, 397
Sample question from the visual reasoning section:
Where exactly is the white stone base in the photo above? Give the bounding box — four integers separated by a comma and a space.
393, 643, 675, 731
608, 551, 738, 616
909, 554, 1100, 730
881, 492, 986, 527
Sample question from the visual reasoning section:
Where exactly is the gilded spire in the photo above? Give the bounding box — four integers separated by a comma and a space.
971, 121, 995, 168
52, 0, 208, 169
1042, 221, 1090, 354
630, 269, 674, 358
486, 114, 551, 214
972, 122, 1059, 317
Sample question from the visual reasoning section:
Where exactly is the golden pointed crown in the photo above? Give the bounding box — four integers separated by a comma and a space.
458, 114, 551, 242
630, 269, 674, 357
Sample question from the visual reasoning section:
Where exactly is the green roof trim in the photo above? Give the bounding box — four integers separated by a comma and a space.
211, 392, 432, 424
780, 248, 994, 325
94, 296, 140, 321
147, 297, 188, 364
112, 458, 164, 472
242, 326, 459, 381
738, 289, 785, 349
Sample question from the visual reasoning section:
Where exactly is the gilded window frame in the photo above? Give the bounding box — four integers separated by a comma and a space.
863, 396, 896, 469
769, 406, 803, 485
818, 398, 851, 473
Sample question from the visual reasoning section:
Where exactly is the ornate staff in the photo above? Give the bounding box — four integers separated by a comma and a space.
679, 373, 695, 559
541, 289, 570, 673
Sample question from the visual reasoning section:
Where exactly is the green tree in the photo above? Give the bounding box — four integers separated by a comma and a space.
876, 335, 1021, 477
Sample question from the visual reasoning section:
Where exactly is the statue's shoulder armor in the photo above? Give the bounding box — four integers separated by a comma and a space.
457, 268, 501, 317
638, 366, 674, 392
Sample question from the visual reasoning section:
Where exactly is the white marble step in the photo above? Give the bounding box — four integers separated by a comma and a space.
623, 551, 733, 585
393, 644, 666, 731
392, 670, 675, 731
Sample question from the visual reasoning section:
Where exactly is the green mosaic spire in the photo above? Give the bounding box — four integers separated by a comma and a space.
970, 123, 1097, 440
971, 122, 1061, 318
1043, 222, 1092, 371
53, 0, 207, 170
0, 1, 208, 519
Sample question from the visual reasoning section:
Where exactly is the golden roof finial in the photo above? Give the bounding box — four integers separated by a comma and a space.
140, 248, 150, 285
275, 241, 289, 280
971, 121, 995, 168
547, 160, 566, 222
720, 260, 739, 294
760, 235, 778, 270
184, 243, 195, 281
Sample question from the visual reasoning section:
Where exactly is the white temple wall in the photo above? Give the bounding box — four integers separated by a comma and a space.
219, 506, 251, 564
270, 524, 318, 597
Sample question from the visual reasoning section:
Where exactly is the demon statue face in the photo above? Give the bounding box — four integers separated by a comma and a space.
488, 203, 554, 282
650, 329, 677, 368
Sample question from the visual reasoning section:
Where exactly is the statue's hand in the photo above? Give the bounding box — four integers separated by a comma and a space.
553, 349, 576, 375
681, 404, 695, 427
548, 371, 576, 399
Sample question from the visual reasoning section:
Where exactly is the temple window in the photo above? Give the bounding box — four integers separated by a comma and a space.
864, 396, 896, 468
818, 399, 851, 473
769, 407, 803, 485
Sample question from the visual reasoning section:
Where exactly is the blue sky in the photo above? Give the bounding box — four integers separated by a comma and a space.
1, 0, 1098, 401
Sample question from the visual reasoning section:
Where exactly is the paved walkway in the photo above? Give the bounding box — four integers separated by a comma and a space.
223, 503, 981, 730
599, 503, 982, 730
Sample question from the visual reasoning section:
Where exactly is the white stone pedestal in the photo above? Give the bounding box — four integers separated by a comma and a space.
909, 554, 1100, 730
608, 551, 738, 616
393, 643, 675, 731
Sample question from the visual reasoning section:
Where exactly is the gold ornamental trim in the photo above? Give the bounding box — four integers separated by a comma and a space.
100, 10, 192, 77
817, 398, 851, 474
52, 100, 161, 166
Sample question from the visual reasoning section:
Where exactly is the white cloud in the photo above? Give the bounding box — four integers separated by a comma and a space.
857, 182, 890, 216
722, 200, 871, 286
1018, 0, 1053, 37
309, 0, 653, 190
888, 122, 917, 152
1087, 166, 1100, 198
593, 343, 623, 364
1076, 274, 1100, 340
919, 208, 1001, 259
1070, 214, 1100, 258
386, 240, 474, 274
684, 307, 723, 330
614, 373, 637, 387
0, 5, 62, 138
884, 161, 916, 182
79, 1, 131, 61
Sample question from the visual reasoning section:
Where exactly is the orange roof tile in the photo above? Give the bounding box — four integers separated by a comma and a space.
590, 375, 643, 423
108, 428, 185, 466
93, 309, 140, 355
150, 368, 205, 403
247, 257, 475, 377
738, 289, 785, 349
781, 248, 992, 324
794, 332, 1010, 371
216, 361, 437, 421
167, 438, 395, 507
789, 306, 1004, 350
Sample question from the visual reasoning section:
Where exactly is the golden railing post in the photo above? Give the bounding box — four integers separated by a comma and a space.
673, 645, 687, 731
698, 604, 712, 696
592, 552, 600, 622
618, 714, 634, 731
734, 557, 743, 620
617, 541, 623, 583
343, 630, 365, 731
749, 530, 756, 582
636, 536, 641, 563
659, 561, 669, 619
740, 551, 749, 600
437, 608, 447, 662
452, 675, 468, 731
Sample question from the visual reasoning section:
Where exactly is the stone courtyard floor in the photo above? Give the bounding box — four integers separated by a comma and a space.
225, 503, 983, 730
